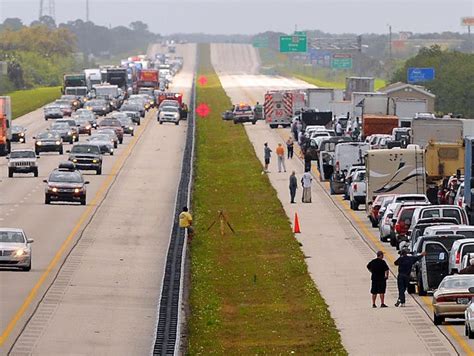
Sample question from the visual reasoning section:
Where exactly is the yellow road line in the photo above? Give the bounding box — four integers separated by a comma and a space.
277, 128, 474, 355
0, 114, 152, 346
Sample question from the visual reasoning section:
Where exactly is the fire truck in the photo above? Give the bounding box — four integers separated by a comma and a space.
264, 90, 306, 128
0, 96, 12, 156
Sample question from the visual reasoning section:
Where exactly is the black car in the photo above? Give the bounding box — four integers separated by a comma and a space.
11, 125, 27, 143
34, 131, 63, 155
49, 122, 75, 144
56, 119, 79, 142
88, 134, 115, 155
44, 167, 89, 205
84, 99, 109, 116
68, 143, 103, 175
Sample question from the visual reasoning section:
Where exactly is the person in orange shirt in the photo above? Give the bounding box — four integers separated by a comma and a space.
276, 143, 286, 173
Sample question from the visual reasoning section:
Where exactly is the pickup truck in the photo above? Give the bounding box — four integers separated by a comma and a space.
348, 169, 366, 210
233, 104, 256, 125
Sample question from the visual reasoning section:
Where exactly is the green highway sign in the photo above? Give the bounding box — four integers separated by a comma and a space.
252, 37, 269, 48
331, 54, 353, 69
279, 35, 307, 53
294, 31, 306, 36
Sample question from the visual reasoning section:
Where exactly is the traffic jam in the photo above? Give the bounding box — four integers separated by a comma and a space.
0, 43, 186, 272
232, 78, 474, 335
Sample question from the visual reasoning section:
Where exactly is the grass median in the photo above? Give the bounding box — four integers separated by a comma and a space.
188, 43, 346, 355
7, 86, 61, 119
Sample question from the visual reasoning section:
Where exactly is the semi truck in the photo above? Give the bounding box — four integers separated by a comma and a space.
84, 69, 102, 90
63, 73, 87, 93
104, 68, 128, 91
362, 114, 399, 138
137, 69, 159, 89
306, 88, 334, 111
0, 96, 12, 156
264, 90, 305, 128
365, 146, 426, 211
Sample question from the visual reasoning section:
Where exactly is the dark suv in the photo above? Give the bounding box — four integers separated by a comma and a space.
68, 144, 103, 175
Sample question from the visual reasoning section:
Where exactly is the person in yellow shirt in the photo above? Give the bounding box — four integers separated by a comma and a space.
179, 206, 194, 240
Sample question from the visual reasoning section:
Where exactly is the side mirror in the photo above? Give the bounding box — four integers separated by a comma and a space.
469, 287, 474, 293
66, 150, 70, 153
42, 179, 47, 183
392, 218, 397, 224
27, 239, 34, 243
36, 156, 40, 159
32, 136, 36, 139
85, 181, 90, 184
5, 156, 9, 159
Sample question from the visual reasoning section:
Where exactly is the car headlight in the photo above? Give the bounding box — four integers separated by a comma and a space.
20, 132, 25, 137
129, 126, 134, 130
86, 125, 91, 130
74, 188, 80, 193
110, 148, 114, 152
67, 131, 72, 135
73, 101, 78, 106
103, 107, 106, 110
92, 159, 98, 163
145, 104, 150, 109
72, 159, 77, 163
36, 141, 42, 146
150, 100, 154, 104
15, 249, 27, 257
86, 106, 91, 110
52, 187, 58, 192
56, 141, 61, 145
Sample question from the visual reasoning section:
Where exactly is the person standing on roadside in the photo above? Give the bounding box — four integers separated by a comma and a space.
335, 120, 343, 136
394, 250, 427, 307
367, 251, 389, 308
289, 171, 297, 203
276, 143, 286, 173
286, 137, 294, 159
291, 121, 298, 140
264, 142, 272, 173
179, 207, 194, 240
301, 169, 312, 203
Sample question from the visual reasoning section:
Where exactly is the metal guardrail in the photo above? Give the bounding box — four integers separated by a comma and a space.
152, 74, 196, 355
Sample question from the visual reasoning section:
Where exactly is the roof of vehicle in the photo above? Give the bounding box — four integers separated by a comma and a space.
10, 148, 35, 153
0, 228, 24, 233
425, 224, 474, 232
414, 217, 460, 226
57, 162, 77, 171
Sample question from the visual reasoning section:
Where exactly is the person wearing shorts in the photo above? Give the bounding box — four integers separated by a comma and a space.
264, 142, 272, 172
367, 251, 389, 308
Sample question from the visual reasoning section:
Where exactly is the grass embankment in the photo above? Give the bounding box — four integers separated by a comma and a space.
296, 73, 386, 90
189, 43, 346, 354
7, 86, 61, 119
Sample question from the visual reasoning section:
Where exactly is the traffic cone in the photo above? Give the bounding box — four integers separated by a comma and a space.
294, 213, 301, 233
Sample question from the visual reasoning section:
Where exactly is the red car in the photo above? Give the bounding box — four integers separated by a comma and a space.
368, 194, 394, 228
98, 118, 124, 144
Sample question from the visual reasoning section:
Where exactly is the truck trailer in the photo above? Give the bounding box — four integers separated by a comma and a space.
0, 96, 12, 156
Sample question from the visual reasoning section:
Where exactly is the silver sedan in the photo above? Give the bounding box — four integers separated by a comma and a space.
0, 228, 34, 271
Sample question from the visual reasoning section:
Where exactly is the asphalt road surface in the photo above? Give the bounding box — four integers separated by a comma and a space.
0, 44, 195, 355
211, 43, 472, 355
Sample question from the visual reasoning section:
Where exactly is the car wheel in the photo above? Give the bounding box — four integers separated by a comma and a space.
110, 151, 114, 156
69, 138, 73, 144
469, 324, 474, 339
35, 149, 40, 155
465, 323, 469, 336
350, 200, 354, 210
96, 168, 102, 175
119, 138, 123, 144
159, 121, 163, 124
80, 197, 86, 206
33, 168, 38, 177
131, 131, 134, 136
418, 274, 427, 296
433, 313, 444, 325
370, 218, 378, 228
8, 168, 13, 178
252, 121, 256, 125
390, 235, 397, 247
269, 124, 277, 129
59, 148, 63, 155
114, 142, 118, 149
137, 120, 141, 126
353, 201, 359, 210
75, 136, 79, 142
175, 121, 179, 126
21, 262, 31, 271
45, 194, 51, 205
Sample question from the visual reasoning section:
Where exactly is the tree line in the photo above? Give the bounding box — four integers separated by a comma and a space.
391, 45, 474, 118
0, 17, 159, 94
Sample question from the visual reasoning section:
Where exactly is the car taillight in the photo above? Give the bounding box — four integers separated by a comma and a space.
458, 199, 462, 207
455, 251, 461, 264
335, 161, 340, 171
353, 183, 357, 192
436, 296, 456, 303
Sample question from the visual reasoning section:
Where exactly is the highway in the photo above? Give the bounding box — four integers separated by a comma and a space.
0, 44, 196, 355
211, 43, 473, 355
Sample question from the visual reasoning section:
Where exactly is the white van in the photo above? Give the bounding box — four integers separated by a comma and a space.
411, 205, 469, 228
450, 239, 474, 273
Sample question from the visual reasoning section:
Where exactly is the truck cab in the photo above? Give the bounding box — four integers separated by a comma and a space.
0, 96, 12, 156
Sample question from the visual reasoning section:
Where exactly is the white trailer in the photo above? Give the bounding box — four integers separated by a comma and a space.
394, 98, 428, 119
306, 88, 334, 111
411, 117, 463, 148
352, 92, 388, 119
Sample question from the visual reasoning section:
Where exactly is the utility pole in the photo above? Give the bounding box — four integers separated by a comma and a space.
388, 25, 393, 60
86, 0, 90, 22
38, 0, 55, 20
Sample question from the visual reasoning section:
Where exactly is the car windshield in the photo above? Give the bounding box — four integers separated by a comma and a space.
422, 209, 461, 223
112, 113, 127, 120
90, 135, 110, 141
55, 100, 70, 105
162, 106, 178, 113
51, 123, 69, 130
12, 126, 24, 133
100, 119, 119, 126
49, 171, 83, 183
0, 231, 25, 243
37, 132, 59, 140
10, 151, 36, 159
235, 106, 251, 112
121, 104, 140, 111
118, 117, 132, 125
88, 100, 105, 106
439, 277, 474, 289
71, 145, 100, 154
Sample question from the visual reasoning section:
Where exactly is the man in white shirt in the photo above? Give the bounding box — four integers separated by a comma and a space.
301, 170, 313, 203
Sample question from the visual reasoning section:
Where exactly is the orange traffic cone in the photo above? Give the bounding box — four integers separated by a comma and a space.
294, 213, 301, 233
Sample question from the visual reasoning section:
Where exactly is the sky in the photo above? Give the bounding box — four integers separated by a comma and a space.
0, 0, 473, 35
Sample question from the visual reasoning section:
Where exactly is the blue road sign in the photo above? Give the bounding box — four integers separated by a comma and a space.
407, 67, 435, 83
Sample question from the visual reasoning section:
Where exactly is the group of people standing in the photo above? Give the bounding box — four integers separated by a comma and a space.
263, 139, 313, 204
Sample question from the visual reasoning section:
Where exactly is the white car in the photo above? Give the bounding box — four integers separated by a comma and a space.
158, 106, 180, 125
348, 169, 366, 210
7, 149, 39, 178
0, 228, 33, 271
379, 202, 399, 241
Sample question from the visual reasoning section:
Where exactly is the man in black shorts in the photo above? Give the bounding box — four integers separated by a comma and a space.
367, 251, 389, 308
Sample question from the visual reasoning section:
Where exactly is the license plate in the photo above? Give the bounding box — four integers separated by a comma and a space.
457, 298, 469, 304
